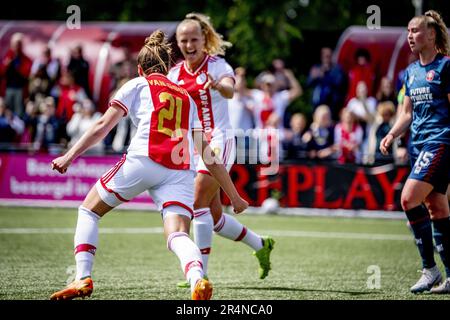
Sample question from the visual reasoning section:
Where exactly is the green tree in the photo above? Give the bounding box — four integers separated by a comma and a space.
206, 0, 301, 73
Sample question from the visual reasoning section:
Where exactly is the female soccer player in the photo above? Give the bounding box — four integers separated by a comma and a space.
380, 10, 450, 294
49, 30, 248, 300
168, 13, 274, 286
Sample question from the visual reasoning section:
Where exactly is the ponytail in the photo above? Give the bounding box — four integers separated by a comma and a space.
423, 10, 450, 55
137, 30, 173, 75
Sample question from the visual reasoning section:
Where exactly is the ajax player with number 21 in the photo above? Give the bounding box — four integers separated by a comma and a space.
49, 30, 248, 300
380, 10, 450, 294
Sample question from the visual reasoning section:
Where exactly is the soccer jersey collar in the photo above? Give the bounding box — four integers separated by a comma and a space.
183, 54, 209, 76
146, 72, 169, 80
419, 53, 442, 67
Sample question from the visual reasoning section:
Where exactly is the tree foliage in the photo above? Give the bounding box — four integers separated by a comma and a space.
209, 0, 302, 72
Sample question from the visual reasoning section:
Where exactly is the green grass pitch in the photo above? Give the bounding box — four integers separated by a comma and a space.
0, 206, 448, 300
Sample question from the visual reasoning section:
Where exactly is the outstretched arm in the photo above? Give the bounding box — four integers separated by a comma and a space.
204, 75, 235, 99
51, 104, 125, 173
284, 69, 302, 102
380, 96, 412, 155
192, 130, 248, 213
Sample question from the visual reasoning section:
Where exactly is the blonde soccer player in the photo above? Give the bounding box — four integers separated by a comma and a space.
380, 10, 450, 293
49, 30, 248, 300
168, 13, 275, 288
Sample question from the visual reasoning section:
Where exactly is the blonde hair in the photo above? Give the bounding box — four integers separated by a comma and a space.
377, 101, 395, 116
137, 30, 172, 75
416, 10, 450, 55
177, 12, 232, 56
313, 104, 331, 123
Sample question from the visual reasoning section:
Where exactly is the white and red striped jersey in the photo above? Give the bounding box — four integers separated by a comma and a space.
109, 73, 202, 171
168, 55, 235, 141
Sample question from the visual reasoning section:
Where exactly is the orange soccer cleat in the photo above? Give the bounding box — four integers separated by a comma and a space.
191, 278, 213, 300
50, 277, 94, 300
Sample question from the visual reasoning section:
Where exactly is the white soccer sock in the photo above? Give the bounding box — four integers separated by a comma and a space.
167, 232, 204, 292
214, 214, 263, 251
193, 208, 213, 275
74, 206, 100, 280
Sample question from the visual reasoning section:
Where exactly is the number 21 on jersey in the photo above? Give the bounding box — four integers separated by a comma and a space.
157, 92, 183, 138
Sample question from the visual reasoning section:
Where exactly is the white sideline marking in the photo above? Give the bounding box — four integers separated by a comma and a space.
0, 227, 411, 241
0, 227, 163, 234
0, 199, 406, 220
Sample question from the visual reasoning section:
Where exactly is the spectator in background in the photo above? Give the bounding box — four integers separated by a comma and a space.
376, 76, 397, 105
108, 78, 136, 153
346, 48, 375, 102
271, 59, 292, 91
364, 101, 396, 165
51, 70, 87, 123
67, 44, 91, 98
258, 112, 282, 165
228, 67, 254, 131
252, 69, 302, 129
105, 49, 138, 151
109, 46, 138, 92
334, 108, 364, 164
29, 62, 51, 101
0, 97, 24, 143
396, 52, 418, 93
111, 115, 136, 153
256, 59, 298, 92
307, 47, 347, 121
393, 84, 410, 165
346, 81, 377, 134
67, 99, 103, 154
31, 46, 61, 90
20, 100, 40, 144
33, 97, 61, 153
0, 33, 32, 117
303, 104, 335, 160
228, 67, 255, 162
282, 112, 308, 160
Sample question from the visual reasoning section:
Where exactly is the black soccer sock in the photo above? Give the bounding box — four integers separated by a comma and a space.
405, 205, 436, 269
432, 217, 450, 278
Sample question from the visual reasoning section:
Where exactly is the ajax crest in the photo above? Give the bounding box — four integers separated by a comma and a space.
196, 73, 207, 85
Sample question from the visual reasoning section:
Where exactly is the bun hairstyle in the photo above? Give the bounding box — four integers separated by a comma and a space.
177, 12, 232, 56
137, 30, 173, 75
422, 10, 450, 55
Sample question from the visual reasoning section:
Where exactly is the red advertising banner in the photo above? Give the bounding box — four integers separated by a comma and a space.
223, 163, 410, 211
0, 153, 155, 208
0, 153, 410, 211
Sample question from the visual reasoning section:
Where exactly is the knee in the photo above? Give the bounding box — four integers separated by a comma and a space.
425, 202, 449, 220
401, 194, 419, 211
194, 198, 209, 209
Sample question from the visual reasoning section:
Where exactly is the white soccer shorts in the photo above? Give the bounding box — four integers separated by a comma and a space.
96, 153, 195, 219
195, 135, 236, 175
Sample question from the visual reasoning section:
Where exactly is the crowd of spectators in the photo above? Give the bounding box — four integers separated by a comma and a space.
229, 46, 411, 166
0, 32, 412, 167
0, 33, 136, 155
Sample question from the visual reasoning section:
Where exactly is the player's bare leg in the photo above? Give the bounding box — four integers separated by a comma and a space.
50, 187, 113, 300
211, 192, 275, 279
